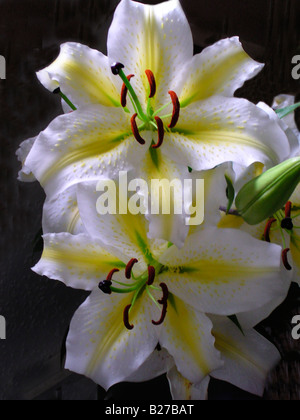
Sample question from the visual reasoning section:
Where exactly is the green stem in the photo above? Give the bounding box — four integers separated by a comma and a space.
146, 287, 161, 310
153, 101, 172, 117
110, 285, 139, 294
59, 92, 77, 111
119, 69, 148, 122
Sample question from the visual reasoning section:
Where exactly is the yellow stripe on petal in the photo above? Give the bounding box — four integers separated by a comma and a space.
33, 233, 125, 290
159, 296, 221, 383
37, 43, 121, 108
178, 37, 264, 107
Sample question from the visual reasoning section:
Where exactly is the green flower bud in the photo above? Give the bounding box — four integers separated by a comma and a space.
235, 157, 300, 225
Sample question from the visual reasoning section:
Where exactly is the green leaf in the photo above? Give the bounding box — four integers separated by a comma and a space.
275, 102, 300, 119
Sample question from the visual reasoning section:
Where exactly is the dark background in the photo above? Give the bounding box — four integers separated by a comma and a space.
0, 0, 299, 400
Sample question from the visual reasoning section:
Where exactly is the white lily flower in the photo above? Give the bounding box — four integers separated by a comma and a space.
22, 0, 292, 218
31, 178, 287, 390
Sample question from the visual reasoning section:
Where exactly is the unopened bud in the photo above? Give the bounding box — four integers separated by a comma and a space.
235, 157, 300, 225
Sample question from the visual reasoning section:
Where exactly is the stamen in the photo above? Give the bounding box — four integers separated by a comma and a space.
152, 116, 164, 149
158, 283, 169, 304
147, 266, 156, 286
106, 268, 120, 282
121, 74, 135, 108
145, 70, 156, 98
281, 218, 294, 230
131, 113, 146, 145
123, 304, 134, 330
125, 258, 138, 279
152, 301, 168, 326
285, 201, 292, 218
282, 248, 292, 271
111, 62, 125, 75
98, 280, 112, 295
264, 218, 276, 242
168, 90, 180, 129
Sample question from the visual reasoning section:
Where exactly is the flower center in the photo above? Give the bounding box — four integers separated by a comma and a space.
98, 258, 169, 330
111, 62, 180, 149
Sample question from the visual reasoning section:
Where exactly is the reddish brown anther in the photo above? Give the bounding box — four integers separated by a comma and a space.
285, 201, 292, 218
121, 74, 135, 107
145, 70, 157, 98
106, 268, 120, 282
152, 116, 164, 149
152, 301, 168, 326
147, 266, 156, 286
282, 248, 292, 271
123, 304, 134, 330
131, 113, 146, 145
168, 90, 180, 129
158, 283, 169, 304
264, 218, 276, 243
125, 258, 138, 279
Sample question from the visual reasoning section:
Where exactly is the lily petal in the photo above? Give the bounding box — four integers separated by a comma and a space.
237, 297, 287, 329
37, 43, 121, 108
257, 102, 300, 158
137, 147, 193, 248
42, 185, 84, 234
177, 37, 264, 107
157, 296, 222, 384
163, 96, 291, 170
107, 0, 193, 108
189, 163, 229, 236
32, 233, 126, 290
24, 105, 146, 199
125, 349, 173, 383
76, 180, 167, 272
159, 228, 286, 315
16, 137, 37, 182
65, 287, 158, 390
167, 367, 210, 400
210, 315, 281, 397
